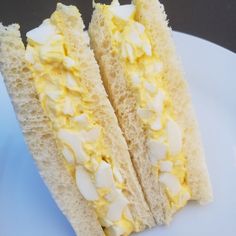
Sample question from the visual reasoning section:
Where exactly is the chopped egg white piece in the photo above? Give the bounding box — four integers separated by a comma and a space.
145, 61, 163, 76
83, 31, 90, 45
99, 218, 113, 227
84, 127, 101, 142
45, 85, 62, 101
105, 190, 115, 202
151, 90, 165, 114
159, 173, 181, 196
137, 108, 153, 120
113, 167, 123, 183
127, 30, 142, 46
111, 0, 120, 6
110, 4, 135, 20
63, 56, 76, 69
151, 116, 162, 131
179, 191, 191, 203
62, 146, 75, 164
131, 73, 141, 86
26, 20, 57, 45
145, 82, 156, 93
143, 42, 152, 56
167, 119, 182, 156
25, 46, 35, 64
76, 166, 99, 201
33, 62, 44, 72
121, 42, 135, 62
106, 190, 128, 221
106, 225, 125, 236
39, 40, 64, 63
73, 114, 89, 127
153, 61, 163, 74
90, 159, 99, 172
95, 161, 115, 188
105, 187, 121, 202
63, 97, 75, 115
124, 208, 133, 221
65, 73, 77, 89
134, 22, 145, 33
159, 160, 173, 172
148, 139, 167, 165
58, 129, 89, 163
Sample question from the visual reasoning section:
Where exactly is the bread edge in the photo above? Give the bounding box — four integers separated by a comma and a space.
89, 0, 213, 224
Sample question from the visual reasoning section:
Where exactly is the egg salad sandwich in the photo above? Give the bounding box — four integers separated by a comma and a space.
89, 0, 213, 224
0, 3, 156, 235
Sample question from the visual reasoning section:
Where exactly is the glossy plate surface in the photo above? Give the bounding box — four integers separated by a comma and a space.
0, 32, 236, 236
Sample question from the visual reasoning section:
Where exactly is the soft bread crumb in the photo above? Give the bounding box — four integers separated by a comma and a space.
0, 21, 104, 236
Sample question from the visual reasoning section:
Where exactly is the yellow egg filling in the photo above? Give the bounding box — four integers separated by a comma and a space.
101, 1, 191, 211
25, 10, 134, 236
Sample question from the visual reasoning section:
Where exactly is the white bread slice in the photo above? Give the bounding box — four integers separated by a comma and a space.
0, 23, 104, 236
89, 0, 213, 224
0, 2, 155, 234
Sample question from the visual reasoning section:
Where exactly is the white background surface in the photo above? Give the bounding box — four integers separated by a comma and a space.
0, 32, 236, 236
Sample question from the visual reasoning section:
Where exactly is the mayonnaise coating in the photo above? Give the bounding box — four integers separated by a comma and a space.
25, 10, 134, 235
102, 1, 191, 211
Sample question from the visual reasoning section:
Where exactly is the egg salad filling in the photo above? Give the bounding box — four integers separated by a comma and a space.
100, 0, 191, 212
25, 13, 134, 236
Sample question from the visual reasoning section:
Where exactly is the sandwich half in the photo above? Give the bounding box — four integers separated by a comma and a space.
89, 0, 213, 224
0, 3, 155, 235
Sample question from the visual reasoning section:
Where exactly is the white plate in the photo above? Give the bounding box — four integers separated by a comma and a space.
0, 32, 236, 236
